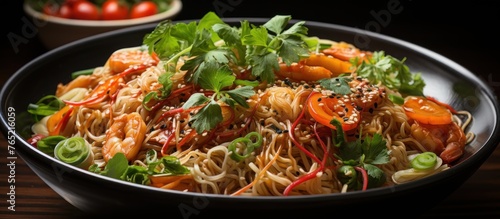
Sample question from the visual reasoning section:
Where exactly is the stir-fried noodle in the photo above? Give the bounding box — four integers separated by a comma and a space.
27, 14, 474, 196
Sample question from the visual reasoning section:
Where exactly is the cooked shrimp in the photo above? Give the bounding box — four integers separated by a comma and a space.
63, 65, 150, 107
276, 50, 357, 82
106, 47, 159, 74
348, 77, 385, 112
321, 41, 372, 63
409, 121, 467, 164
102, 112, 147, 162
277, 62, 333, 82
301, 53, 353, 76
56, 75, 99, 97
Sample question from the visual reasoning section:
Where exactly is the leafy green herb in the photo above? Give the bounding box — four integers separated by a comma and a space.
142, 12, 315, 133
330, 119, 390, 190
181, 66, 255, 133
388, 93, 404, 105
142, 72, 174, 110
355, 51, 425, 97
89, 150, 190, 185
318, 76, 352, 95
145, 150, 190, 175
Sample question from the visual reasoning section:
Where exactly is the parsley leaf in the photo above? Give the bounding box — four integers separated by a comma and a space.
182, 67, 255, 133
355, 51, 425, 96
360, 134, 390, 165
331, 119, 390, 190
318, 76, 352, 95
142, 72, 173, 110
189, 100, 222, 133
142, 12, 313, 133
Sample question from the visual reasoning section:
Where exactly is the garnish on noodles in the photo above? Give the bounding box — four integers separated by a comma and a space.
26, 12, 475, 195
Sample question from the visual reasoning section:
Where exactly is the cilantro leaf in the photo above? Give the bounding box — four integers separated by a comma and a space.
143, 13, 310, 133
319, 77, 352, 95
142, 72, 174, 111
197, 66, 235, 93
263, 15, 291, 35
249, 52, 280, 83
95, 152, 129, 179
332, 121, 390, 190
363, 163, 387, 188
224, 86, 255, 108
356, 51, 425, 97
147, 155, 190, 175
189, 100, 222, 133
182, 93, 210, 109
143, 20, 197, 60
361, 134, 390, 165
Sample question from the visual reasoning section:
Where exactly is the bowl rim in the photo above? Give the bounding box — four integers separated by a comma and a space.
23, 0, 182, 27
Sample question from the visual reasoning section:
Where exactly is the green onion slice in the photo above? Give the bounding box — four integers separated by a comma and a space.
411, 152, 438, 170
228, 132, 263, 162
54, 137, 94, 169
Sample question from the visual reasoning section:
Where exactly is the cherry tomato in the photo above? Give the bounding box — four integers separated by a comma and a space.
403, 96, 452, 125
130, 1, 158, 19
42, 3, 60, 16
72, 1, 100, 20
58, 3, 73, 19
306, 92, 359, 131
102, 0, 130, 20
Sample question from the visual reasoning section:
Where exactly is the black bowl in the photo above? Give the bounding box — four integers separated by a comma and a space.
1, 18, 499, 218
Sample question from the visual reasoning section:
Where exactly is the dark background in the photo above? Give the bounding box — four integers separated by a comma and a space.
1, 0, 499, 217
3, 0, 499, 92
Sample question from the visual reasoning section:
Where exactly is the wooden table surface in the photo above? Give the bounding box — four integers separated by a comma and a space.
1, 1, 499, 218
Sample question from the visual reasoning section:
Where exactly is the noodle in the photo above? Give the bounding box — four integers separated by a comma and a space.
26, 15, 475, 196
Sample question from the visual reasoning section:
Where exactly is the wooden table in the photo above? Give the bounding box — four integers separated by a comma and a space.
2, 1, 499, 218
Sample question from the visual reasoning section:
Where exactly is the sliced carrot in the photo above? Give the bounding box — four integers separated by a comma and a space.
306, 92, 359, 131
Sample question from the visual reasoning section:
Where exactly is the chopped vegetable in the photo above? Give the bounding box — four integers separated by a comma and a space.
37, 135, 66, 154
411, 152, 438, 170
54, 137, 94, 169
355, 51, 425, 97
27, 95, 64, 122
306, 91, 358, 131
403, 96, 452, 125
71, 68, 95, 79
89, 150, 190, 185
331, 119, 390, 190
228, 132, 263, 162
143, 12, 314, 133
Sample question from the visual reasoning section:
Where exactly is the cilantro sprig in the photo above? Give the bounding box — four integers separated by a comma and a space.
142, 12, 315, 133
330, 119, 390, 190
355, 51, 425, 97
181, 66, 255, 133
318, 75, 352, 95
89, 150, 190, 185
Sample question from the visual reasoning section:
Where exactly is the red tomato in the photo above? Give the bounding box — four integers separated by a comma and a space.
42, 3, 59, 16
58, 3, 73, 19
72, 1, 100, 20
102, 0, 130, 20
130, 1, 158, 19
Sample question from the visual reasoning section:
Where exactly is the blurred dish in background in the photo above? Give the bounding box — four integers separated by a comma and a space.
23, 0, 182, 49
